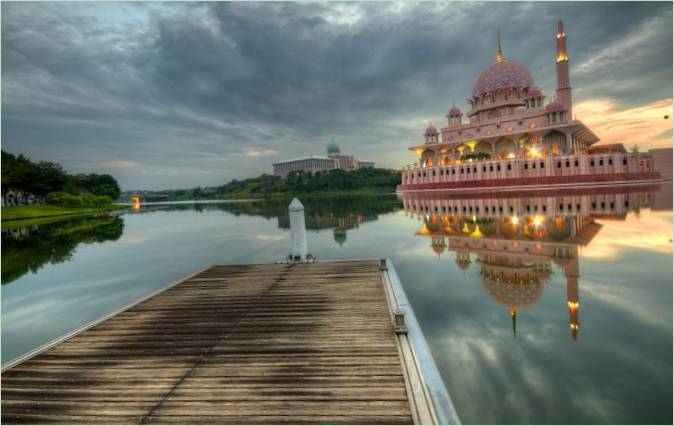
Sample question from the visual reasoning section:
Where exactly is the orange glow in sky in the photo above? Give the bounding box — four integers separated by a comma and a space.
574, 98, 672, 150
583, 210, 672, 259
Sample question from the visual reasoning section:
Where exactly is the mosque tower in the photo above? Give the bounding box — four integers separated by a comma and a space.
556, 19, 572, 117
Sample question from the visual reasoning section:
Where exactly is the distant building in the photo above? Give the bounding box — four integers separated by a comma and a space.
272, 139, 374, 177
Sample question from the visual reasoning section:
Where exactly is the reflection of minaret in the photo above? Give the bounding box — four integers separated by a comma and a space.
510, 308, 517, 338
564, 248, 580, 341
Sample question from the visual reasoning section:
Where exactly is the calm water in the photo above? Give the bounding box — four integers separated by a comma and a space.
2, 186, 672, 424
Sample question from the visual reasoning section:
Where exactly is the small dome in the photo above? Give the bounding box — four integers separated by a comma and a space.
432, 245, 445, 256
457, 259, 471, 271
327, 139, 340, 154
424, 124, 438, 135
448, 106, 461, 116
472, 59, 534, 97
528, 87, 542, 98
545, 102, 566, 112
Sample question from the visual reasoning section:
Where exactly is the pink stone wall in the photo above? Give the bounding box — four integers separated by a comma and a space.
402, 153, 649, 187
648, 147, 673, 180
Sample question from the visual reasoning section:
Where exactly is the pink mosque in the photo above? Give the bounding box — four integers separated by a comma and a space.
398, 20, 666, 192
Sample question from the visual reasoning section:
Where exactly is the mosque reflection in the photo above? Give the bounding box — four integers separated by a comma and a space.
400, 183, 671, 341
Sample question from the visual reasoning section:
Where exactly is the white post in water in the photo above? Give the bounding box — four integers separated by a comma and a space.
289, 198, 307, 260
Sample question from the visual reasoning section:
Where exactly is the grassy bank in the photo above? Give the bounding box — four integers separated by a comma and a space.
1, 204, 127, 222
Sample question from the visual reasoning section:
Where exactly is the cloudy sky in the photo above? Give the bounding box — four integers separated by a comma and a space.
2, 2, 672, 190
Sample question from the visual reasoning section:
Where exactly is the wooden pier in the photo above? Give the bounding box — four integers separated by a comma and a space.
2, 260, 446, 424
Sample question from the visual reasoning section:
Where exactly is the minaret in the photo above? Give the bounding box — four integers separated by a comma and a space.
555, 19, 572, 117
496, 30, 503, 63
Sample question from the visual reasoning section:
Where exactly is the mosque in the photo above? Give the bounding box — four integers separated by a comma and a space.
398, 20, 665, 192
272, 139, 375, 177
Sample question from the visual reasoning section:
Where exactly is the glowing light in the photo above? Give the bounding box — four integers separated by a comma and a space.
568, 301, 579, 310
532, 215, 544, 227
510, 215, 519, 225
570, 324, 579, 330
557, 54, 568, 63
507, 153, 516, 159
465, 140, 478, 152
529, 146, 542, 158
529, 123, 537, 129
419, 223, 431, 236
132, 196, 141, 210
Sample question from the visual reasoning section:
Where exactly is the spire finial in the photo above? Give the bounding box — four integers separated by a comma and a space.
496, 30, 503, 63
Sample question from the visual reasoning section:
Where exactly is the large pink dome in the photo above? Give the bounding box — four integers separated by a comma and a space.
472, 59, 534, 97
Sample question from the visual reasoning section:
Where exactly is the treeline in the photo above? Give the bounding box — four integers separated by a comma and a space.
155, 168, 401, 200
2, 151, 121, 205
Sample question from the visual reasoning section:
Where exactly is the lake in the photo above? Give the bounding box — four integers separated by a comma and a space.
2, 184, 672, 424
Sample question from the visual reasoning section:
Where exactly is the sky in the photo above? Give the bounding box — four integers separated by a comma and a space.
2, 2, 672, 190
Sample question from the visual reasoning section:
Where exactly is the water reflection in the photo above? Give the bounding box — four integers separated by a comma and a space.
400, 183, 671, 343
1, 188, 670, 424
1, 215, 125, 284
126, 195, 403, 247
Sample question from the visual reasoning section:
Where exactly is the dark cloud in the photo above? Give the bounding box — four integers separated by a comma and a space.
2, 2, 672, 189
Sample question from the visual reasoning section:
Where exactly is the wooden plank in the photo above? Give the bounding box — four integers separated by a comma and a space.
2, 261, 421, 424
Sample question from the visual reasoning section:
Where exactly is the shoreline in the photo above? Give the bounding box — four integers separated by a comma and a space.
1, 205, 128, 223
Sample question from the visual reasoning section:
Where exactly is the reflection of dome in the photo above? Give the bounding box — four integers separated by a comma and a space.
432, 245, 445, 256
484, 279, 544, 309
499, 220, 519, 239
327, 138, 340, 154
472, 60, 534, 97
545, 102, 566, 112
333, 228, 346, 247
478, 220, 497, 237
448, 106, 461, 116
456, 251, 472, 270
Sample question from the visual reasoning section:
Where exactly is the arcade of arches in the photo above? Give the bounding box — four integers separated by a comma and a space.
419, 131, 577, 167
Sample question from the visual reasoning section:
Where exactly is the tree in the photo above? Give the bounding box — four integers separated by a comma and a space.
630, 144, 640, 153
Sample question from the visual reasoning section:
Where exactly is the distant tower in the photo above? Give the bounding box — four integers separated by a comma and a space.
327, 137, 340, 158
447, 105, 462, 127
424, 123, 439, 144
555, 19, 572, 117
